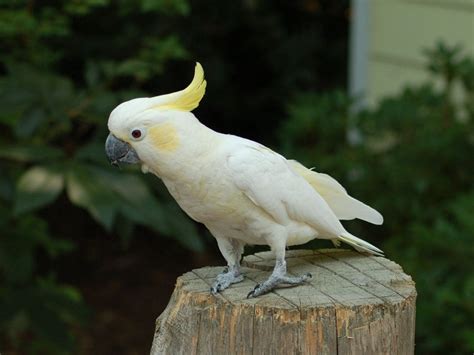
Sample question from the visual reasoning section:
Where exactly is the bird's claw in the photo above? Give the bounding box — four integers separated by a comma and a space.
246, 272, 313, 298
210, 283, 223, 295
210, 270, 244, 295
247, 284, 261, 299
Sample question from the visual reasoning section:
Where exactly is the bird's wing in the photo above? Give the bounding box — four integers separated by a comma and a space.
288, 160, 383, 225
226, 144, 345, 238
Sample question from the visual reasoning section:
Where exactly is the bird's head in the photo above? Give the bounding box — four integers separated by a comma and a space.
105, 63, 206, 167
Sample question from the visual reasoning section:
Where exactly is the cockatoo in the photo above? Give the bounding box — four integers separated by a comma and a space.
105, 63, 383, 298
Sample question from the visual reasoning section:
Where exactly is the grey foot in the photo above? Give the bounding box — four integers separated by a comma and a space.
211, 267, 244, 294
247, 272, 312, 298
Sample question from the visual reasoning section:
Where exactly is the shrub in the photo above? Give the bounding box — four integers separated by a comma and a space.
279, 42, 474, 354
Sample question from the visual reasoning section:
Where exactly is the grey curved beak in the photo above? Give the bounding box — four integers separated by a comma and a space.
105, 133, 140, 167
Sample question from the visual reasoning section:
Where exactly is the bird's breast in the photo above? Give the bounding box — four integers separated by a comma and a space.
162, 175, 248, 223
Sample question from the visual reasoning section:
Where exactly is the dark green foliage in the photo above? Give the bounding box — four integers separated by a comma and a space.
280, 43, 474, 354
279, 90, 353, 174
0, 0, 201, 351
0, 209, 86, 353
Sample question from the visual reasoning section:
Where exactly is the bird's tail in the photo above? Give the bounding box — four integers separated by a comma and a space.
338, 232, 384, 256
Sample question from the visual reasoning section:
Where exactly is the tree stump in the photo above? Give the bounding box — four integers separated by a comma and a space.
150, 249, 416, 355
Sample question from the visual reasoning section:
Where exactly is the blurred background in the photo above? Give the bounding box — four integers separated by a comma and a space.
0, 0, 473, 354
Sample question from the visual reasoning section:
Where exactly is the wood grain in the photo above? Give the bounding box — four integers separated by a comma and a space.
150, 249, 416, 355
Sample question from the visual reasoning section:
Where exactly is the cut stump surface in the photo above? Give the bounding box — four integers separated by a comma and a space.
150, 249, 416, 355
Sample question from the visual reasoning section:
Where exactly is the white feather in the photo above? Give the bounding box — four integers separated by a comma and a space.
288, 160, 383, 225
226, 143, 346, 239
338, 232, 384, 256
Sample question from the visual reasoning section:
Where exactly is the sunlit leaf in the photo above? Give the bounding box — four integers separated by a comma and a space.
14, 166, 64, 215
85, 166, 204, 249
91, 167, 169, 232
66, 164, 118, 231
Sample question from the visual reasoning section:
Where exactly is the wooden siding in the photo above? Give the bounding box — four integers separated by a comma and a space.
366, 0, 474, 105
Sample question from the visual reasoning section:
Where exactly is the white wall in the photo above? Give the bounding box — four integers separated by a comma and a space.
350, 0, 474, 106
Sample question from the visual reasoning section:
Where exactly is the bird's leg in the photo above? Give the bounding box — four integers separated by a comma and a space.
211, 237, 244, 294
247, 243, 312, 298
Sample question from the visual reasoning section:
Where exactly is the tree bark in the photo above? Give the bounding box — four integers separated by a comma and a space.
150, 249, 416, 355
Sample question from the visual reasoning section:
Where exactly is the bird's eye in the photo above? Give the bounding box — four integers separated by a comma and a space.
131, 129, 142, 139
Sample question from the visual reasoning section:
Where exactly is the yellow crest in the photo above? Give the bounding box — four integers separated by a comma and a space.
153, 63, 207, 112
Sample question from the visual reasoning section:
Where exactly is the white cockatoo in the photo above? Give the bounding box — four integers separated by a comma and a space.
105, 63, 383, 297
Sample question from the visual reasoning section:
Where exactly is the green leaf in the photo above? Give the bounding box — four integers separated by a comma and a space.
14, 166, 64, 215
140, 0, 190, 16
92, 168, 169, 232
14, 108, 47, 138
0, 215, 52, 283
35, 234, 75, 258
0, 169, 15, 202
75, 142, 108, 164
114, 216, 134, 247
66, 164, 118, 231
0, 239, 35, 283
87, 166, 204, 250
0, 144, 64, 162
84, 61, 101, 87
64, 0, 109, 16
162, 202, 204, 252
